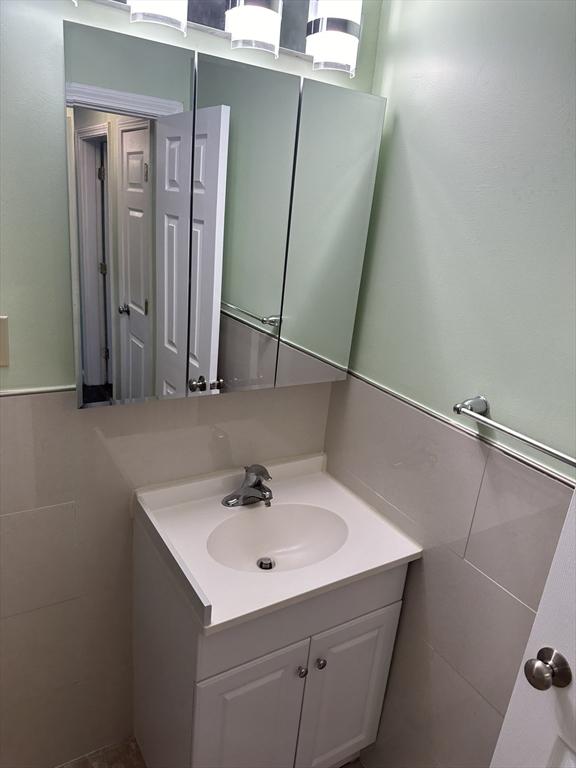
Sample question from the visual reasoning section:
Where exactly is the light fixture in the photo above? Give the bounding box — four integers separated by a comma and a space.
306, 0, 362, 78
128, 0, 188, 36
225, 0, 283, 58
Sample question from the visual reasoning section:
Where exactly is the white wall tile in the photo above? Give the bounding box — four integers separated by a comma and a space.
324, 376, 566, 766
465, 451, 572, 610
326, 377, 488, 553
0, 502, 79, 617
401, 547, 536, 715
364, 629, 502, 768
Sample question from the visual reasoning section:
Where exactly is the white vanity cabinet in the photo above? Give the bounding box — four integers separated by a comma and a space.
192, 603, 401, 768
294, 604, 402, 768
193, 641, 308, 768
133, 461, 421, 768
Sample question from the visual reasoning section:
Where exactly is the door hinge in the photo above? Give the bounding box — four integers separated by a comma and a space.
99, 262, 107, 276
144, 162, 149, 182
102, 347, 110, 361
97, 165, 105, 182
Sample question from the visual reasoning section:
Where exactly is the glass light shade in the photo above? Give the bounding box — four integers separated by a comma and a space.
128, 0, 188, 36
306, 0, 362, 78
225, 1, 283, 58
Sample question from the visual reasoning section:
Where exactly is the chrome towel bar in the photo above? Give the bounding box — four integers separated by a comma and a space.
453, 396, 576, 469
221, 301, 280, 328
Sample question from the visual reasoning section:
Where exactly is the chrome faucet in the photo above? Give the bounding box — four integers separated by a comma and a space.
221, 464, 273, 508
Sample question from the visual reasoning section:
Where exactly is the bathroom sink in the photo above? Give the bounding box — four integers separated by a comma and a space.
135, 455, 421, 630
207, 503, 348, 572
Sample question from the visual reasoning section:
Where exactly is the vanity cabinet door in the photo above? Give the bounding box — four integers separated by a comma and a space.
192, 639, 309, 768
295, 603, 402, 768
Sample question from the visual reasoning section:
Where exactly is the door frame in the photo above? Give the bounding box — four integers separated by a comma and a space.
75, 123, 114, 395
65, 82, 184, 119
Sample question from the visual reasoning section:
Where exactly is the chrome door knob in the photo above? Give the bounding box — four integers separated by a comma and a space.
524, 648, 572, 691
296, 666, 308, 678
118, 303, 130, 315
188, 376, 207, 392
315, 658, 327, 670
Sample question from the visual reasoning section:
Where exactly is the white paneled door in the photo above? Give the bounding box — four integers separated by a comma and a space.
295, 603, 402, 768
118, 118, 152, 400
155, 111, 194, 397
189, 105, 230, 393
491, 492, 576, 768
193, 640, 309, 768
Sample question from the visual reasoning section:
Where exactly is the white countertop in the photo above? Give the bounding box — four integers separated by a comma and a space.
136, 455, 422, 633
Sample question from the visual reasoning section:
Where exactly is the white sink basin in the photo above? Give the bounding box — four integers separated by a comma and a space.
207, 503, 348, 572
135, 455, 422, 630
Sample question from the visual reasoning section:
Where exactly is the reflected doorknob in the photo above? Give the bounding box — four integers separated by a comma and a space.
296, 666, 308, 678
524, 648, 572, 690
188, 376, 207, 392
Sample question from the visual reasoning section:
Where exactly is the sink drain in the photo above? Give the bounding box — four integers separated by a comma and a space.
257, 557, 276, 571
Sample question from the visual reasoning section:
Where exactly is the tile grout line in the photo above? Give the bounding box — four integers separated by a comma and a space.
423, 638, 510, 719
0, 593, 81, 622
463, 557, 538, 614
461, 452, 490, 562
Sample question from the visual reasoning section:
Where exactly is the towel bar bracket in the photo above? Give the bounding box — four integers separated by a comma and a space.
453, 395, 576, 469
453, 396, 489, 416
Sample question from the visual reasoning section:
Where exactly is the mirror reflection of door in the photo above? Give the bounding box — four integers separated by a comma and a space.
74, 109, 156, 404
118, 118, 152, 401
154, 111, 194, 398
70, 102, 229, 406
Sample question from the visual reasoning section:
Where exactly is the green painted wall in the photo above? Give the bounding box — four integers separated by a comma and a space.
350, 0, 576, 476
0, 0, 381, 391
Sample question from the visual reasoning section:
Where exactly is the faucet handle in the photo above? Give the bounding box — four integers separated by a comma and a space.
244, 464, 272, 481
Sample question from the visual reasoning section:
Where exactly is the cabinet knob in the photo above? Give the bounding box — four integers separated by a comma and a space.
524, 648, 572, 690
296, 666, 308, 678
315, 658, 327, 670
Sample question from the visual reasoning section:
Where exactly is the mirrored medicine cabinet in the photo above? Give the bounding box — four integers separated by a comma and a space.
64, 23, 385, 408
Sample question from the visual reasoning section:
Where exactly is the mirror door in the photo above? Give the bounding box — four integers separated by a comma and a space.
65, 24, 386, 408
65, 24, 198, 407
196, 54, 300, 392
